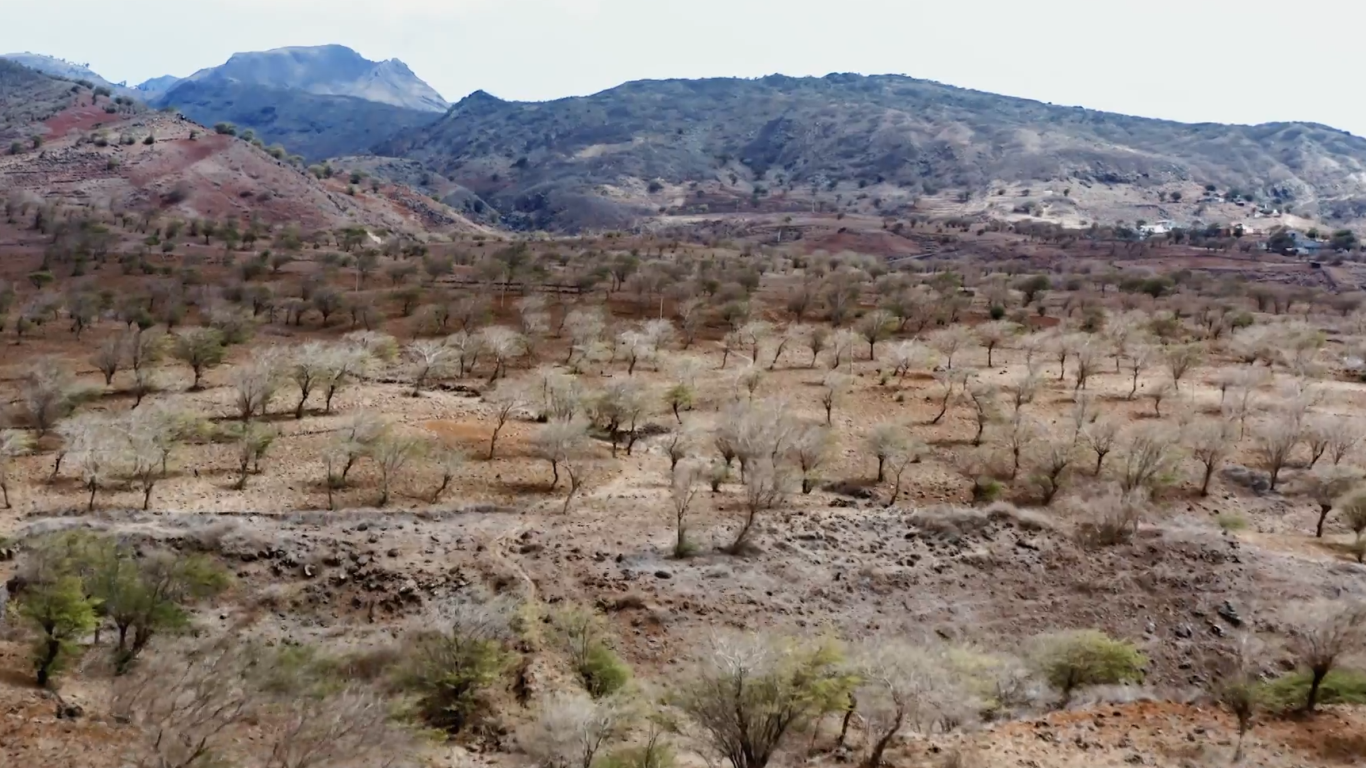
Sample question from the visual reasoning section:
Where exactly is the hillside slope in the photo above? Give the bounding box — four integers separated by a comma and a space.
0, 53, 137, 97
378, 73, 1366, 231
0, 65, 476, 234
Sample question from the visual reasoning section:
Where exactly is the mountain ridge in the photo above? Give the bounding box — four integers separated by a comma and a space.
375, 72, 1366, 231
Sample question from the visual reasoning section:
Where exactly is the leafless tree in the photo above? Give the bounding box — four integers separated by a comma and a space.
1070, 338, 1103, 392
1030, 437, 1075, 505
1323, 417, 1363, 466
112, 638, 258, 768
731, 458, 793, 553
1211, 636, 1263, 763
929, 370, 967, 425
1116, 425, 1182, 495
228, 351, 282, 422
803, 325, 831, 368
333, 411, 388, 486
1124, 345, 1155, 400
404, 339, 451, 396
427, 438, 466, 503
1304, 414, 1352, 469
975, 320, 1016, 368
1283, 600, 1366, 712
670, 459, 705, 557
1294, 465, 1364, 538
928, 326, 973, 370
286, 342, 332, 419
829, 328, 860, 371
1186, 417, 1236, 496
867, 424, 909, 484
789, 423, 832, 494
230, 423, 277, 490
820, 371, 850, 426
1081, 418, 1120, 476
484, 382, 529, 460
21, 358, 89, 435
94, 333, 127, 387
853, 641, 975, 768
1146, 378, 1175, 418
561, 453, 596, 515
1164, 343, 1205, 390
1004, 373, 1040, 415
519, 691, 627, 768
589, 379, 653, 457
479, 326, 525, 382
883, 438, 925, 508
532, 420, 589, 490
1252, 414, 1303, 492
1002, 413, 1038, 481
965, 381, 1000, 447
372, 432, 425, 506
0, 429, 33, 508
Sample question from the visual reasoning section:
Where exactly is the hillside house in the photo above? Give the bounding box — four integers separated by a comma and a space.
1138, 220, 1176, 239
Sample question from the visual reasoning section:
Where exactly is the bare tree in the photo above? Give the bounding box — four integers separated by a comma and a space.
1164, 343, 1205, 390
853, 641, 974, 768
885, 340, 932, 383
479, 326, 525, 382
928, 326, 973, 370
427, 438, 466, 503
789, 423, 832, 494
228, 351, 282, 422
1081, 418, 1120, 476
867, 424, 909, 483
820, 371, 850, 426
404, 339, 451, 396
670, 459, 705, 557
112, 639, 258, 768
1004, 373, 1040, 415
1336, 491, 1366, 561
1283, 600, 1366, 712
519, 692, 627, 768
532, 420, 589, 489
883, 438, 925, 508
803, 324, 831, 368
1294, 465, 1364, 538
1116, 425, 1182, 495
263, 684, 416, 768
22, 358, 90, 435
1212, 636, 1262, 763
965, 381, 1000, 447
0, 429, 33, 508
929, 370, 967, 425
1252, 414, 1303, 492
975, 320, 1016, 368
1146, 378, 1175, 418
229, 423, 277, 490
1124, 345, 1155, 400
1030, 437, 1075, 505
286, 342, 331, 419
1323, 417, 1363, 466
484, 382, 529, 460
1002, 413, 1038, 481
332, 411, 388, 486
94, 333, 127, 387
731, 458, 792, 553
372, 432, 425, 506
561, 452, 596, 515
1304, 414, 1352, 469
1070, 338, 1103, 392
588, 379, 653, 457
1186, 417, 1236, 496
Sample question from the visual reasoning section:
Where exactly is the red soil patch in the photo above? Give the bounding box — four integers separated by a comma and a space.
42, 102, 113, 137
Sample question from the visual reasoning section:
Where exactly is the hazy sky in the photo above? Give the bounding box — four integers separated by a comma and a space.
4, 0, 1362, 133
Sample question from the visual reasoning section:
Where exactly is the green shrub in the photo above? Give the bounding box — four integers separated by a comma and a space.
581, 642, 633, 698
1216, 512, 1249, 533
395, 599, 517, 733
1028, 629, 1146, 704
1259, 669, 1366, 713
